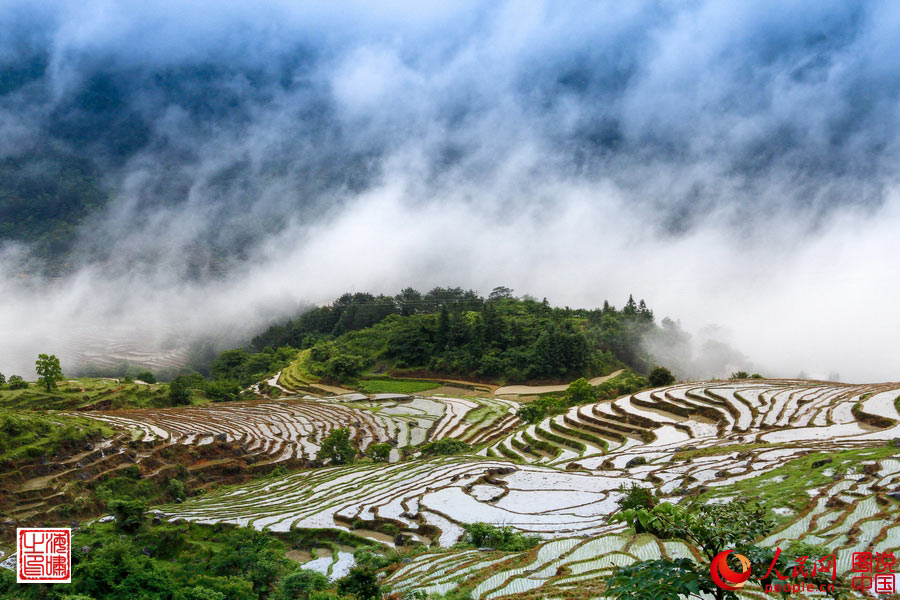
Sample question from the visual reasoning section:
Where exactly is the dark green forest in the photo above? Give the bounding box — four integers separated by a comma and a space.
209, 286, 672, 389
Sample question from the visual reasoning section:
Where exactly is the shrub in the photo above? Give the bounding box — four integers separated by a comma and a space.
168, 376, 194, 405
135, 370, 157, 384
7, 375, 28, 389
648, 366, 676, 387
366, 442, 392, 462
566, 377, 594, 404
463, 523, 540, 551
275, 569, 329, 600
109, 498, 147, 533
337, 566, 381, 600
167, 478, 186, 501
323, 353, 366, 380
616, 483, 657, 511
418, 438, 470, 456
318, 428, 358, 465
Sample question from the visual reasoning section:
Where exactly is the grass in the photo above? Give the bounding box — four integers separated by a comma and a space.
357, 378, 441, 394
0, 408, 114, 464
692, 445, 900, 518
0, 377, 170, 410
672, 442, 780, 460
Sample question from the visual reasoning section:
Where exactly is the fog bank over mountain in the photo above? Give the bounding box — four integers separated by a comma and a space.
1, 1, 899, 381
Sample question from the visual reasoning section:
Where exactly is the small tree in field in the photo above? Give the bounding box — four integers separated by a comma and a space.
648, 366, 675, 387
566, 377, 594, 405
35, 354, 63, 392
318, 427, 358, 465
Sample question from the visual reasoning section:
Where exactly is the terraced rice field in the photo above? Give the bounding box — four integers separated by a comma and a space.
152, 379, 900, 598
65, 327, 191, 372
78, 393, 522, 462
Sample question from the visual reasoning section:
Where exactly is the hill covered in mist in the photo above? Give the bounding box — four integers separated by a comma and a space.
2, 1, 900, 381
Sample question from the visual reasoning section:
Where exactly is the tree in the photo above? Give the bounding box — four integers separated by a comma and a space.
729, 371, 749, 380
648, 366, 676, 387
7, 375, 27, 389
275, 569, 329, 600
35, 353, 63, 391
366, 442, 392, 462
0, 372, 5, 385
610, 500, 779, 600
566, 377, 594, 405
109, 499, 147, 533
488, 286, 514, 301
135, 370, 156, 384
336, 566, 381, 600
323, 353, 366, 380
168, 376, 193, 405
318, 428, 358, 465
395, 287, 422, 317
436, 305, 450, 350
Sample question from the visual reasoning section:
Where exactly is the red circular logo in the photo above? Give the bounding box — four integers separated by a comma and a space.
710, 550, 752, 590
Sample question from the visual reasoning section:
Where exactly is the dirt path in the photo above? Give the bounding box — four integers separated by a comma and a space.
493, 369, 624, 396
311, 383, 357, 395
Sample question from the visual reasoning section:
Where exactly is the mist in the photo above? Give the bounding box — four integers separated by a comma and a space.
1, 0, 899, 381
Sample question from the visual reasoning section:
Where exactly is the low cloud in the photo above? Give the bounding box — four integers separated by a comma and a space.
1, 0, 899, 381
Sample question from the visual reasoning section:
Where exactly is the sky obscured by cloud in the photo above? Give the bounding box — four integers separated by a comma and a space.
1, 0, 899, 381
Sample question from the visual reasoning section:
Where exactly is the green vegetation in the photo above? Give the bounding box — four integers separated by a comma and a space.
417, 439, 471, 457
211, 346, 297, 387
606, 558, 721, 600
693, 446, 900, 516
35, 353, 63, 392
355, 378, 441, 394
0, 377, 203, 411
460, 523, 541, 552
0, 518, 398, 600
135, 370, 157, 384
242, 287, 668, 385
0, 148, 108, 266
608, 499, 845, 600
318, 428, 358, 465
516, 370, 648, 423
647, 365, 675, 387
6, 375, 28, 389
0, 409, 112, 465
365, 442, 392, 462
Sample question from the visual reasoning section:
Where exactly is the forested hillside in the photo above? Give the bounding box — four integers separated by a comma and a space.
213, 287, 676, 386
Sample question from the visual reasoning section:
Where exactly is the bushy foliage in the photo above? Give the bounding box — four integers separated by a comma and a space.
211, 346, 296, 387
418, 438, 471, 456
0, 409, 110, 463
6, 374, 27, 389
135, 370, 157, 383
36, 353, 63, 391
648, 366, 676, 387
462, 523, 541, 551
566, 377, 594, 404
109, 498, 147, 533
336, 566, 381, 600
606, 499, 847, 600
318, 427, 358, 465
169, 375, 194, 405
239, 287, 660, 384
616, 483, 658, 511
365, 442, 392, 462
275, 569, 329, 600
606, 558, 723, 600
517, 371, 649, 423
